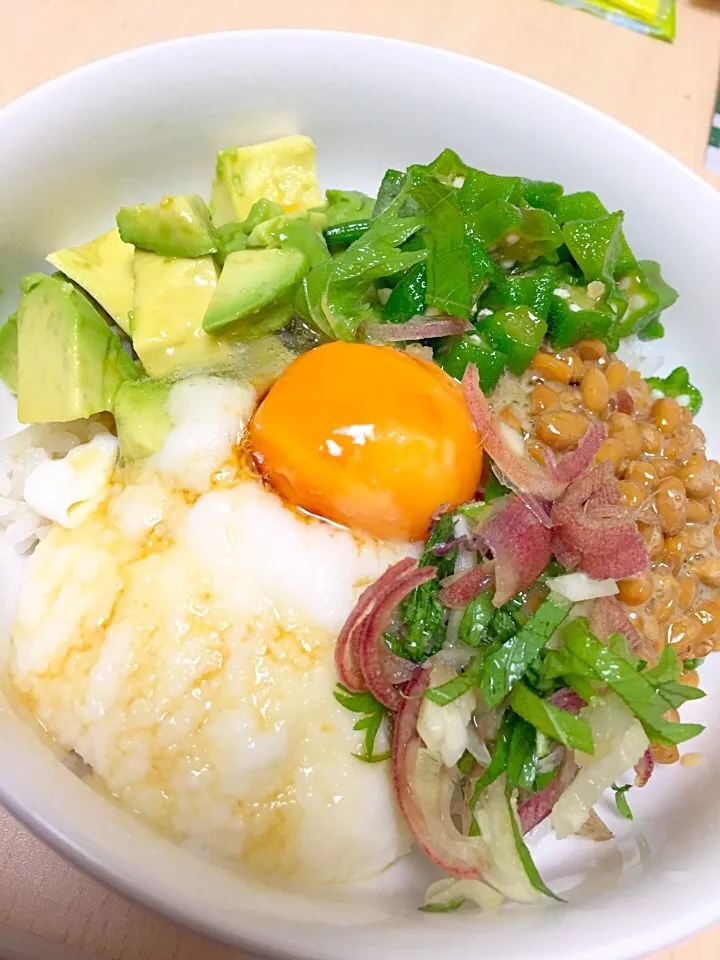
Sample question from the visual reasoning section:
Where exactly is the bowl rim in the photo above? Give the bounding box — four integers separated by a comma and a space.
1, 27, 720, 960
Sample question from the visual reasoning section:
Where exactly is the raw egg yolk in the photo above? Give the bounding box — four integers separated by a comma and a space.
249, 342, 483, 541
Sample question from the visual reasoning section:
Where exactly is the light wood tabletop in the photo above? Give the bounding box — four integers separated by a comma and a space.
1, 1, 719, 958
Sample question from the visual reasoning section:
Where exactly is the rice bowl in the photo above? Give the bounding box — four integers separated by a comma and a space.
0, 29, 719, 960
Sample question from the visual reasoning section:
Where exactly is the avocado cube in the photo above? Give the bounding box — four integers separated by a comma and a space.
17, 274, 139, 423
203, 249, 307, 339
131, 251, 231, 378
117, 194, 217, 259
113, 377, 174, 462
0, 314, 18, 393
210, 135, 322, 226
46, 228, 134, 334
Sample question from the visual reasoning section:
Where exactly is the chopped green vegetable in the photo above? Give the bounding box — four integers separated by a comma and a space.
646, 366, 702, 416
315, 194, 426, 339
372, 169, 406, 219
382, 262, 427, 323
408, 167, 472, 318
279, 218, 330, 268
547, 282, 616, 350
324, 189, 375, 227
419, 898, 466, 913
469, 203, 563, 265
480, 305, 547, 376
459, 170, 524, 212
333, 684, 390, 763
561, 619, 705, 746
323, 220, 371, 246
481, 266, 558, 320
425, 148, 468, 185
509, 682, 594, 754
457, 750, 475, 775
638, 318, 664, 341
522, 179, 564, 214
459, 591, 496, 647
507, 798, 563, 901
483, 471, 511, 503
437, 333, 506, 391
425, 657, 483, 705
561, 212, 624, 283
612, 784, 633, 821
555, 191, 635, 274
481, 593, 573, 709
399, 512, 456, 661
534, 766, 560, 792
683, 658, 704, 672
471, 711, 514, 806
505, 716, 538, 793
614, 259, 677, 338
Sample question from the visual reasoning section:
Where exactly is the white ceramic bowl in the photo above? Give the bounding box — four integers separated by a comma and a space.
1, 29, 720, 960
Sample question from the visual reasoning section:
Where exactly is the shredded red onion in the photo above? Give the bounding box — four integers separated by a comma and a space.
393, 667, 488, 878
476, 495, 552, 607
462, 364, 567, 502
518, 753, 578, 835
551, 463, 649, 581
491, 464, 554, 529
634, 748, 655, 788
335, 557, 416, 691
545, 422, 605, 486
437, 565, 493, 609
547, 688, 586, 715
357, 565, 437, 710
589, 595, 656, 660
365, 317, 473, 342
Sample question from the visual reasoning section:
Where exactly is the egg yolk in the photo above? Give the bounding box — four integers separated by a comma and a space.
249, 342, 483, 541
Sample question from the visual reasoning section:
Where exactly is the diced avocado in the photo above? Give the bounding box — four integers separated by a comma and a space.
131, 251, 231, 377
117, 194, 217, 258
246, 210, 327, 248
324, 190, 375, 227
278, 218, 330, 268
113, 377, 173, 462
210, 135, 322, 226
0, 314, 18, 393
17, 274, 139, 423
46, 228, 134, 334
203, 249, 307, 338
243, 199, 284, 232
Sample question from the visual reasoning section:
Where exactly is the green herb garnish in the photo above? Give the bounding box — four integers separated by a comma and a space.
333, 684, 391, 763
612, 784, 634, 821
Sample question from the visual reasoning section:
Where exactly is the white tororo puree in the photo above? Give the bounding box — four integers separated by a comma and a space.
10, 378, 412, 882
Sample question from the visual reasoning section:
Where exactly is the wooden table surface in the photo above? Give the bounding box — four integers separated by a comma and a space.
1, 1, 719, 958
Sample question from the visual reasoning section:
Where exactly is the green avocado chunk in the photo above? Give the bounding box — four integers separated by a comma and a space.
113, 377, 174, 462
210, 135, 322, 226
46, 228, 134, 334
0, 314, 18, 393
117, 194, 217, 258
131, 251, 231, 377
203, 248, 307, 338
17, 274, 139, 423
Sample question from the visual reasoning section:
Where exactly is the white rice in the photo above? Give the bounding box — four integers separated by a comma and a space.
0, 386, 108, 554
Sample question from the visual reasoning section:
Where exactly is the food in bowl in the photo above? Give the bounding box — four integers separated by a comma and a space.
0, 134, 713, 910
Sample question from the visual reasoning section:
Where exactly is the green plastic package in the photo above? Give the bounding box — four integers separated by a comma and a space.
546, 0, 676, 41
